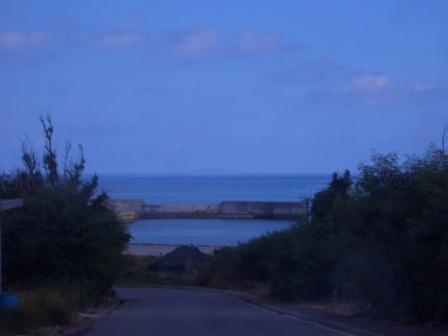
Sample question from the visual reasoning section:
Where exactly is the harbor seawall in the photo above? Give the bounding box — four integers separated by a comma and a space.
110, 199, 308, 222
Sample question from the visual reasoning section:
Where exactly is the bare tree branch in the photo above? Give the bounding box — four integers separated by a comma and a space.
63, 141, 72, 181
442, 124, 448, 155
40, 114, 59, 186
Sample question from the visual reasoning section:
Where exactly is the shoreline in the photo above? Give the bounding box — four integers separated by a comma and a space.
111, 199, 307, 223
125, 243, 224, 256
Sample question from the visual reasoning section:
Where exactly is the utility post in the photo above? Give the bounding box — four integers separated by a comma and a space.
0, 199, 23, 296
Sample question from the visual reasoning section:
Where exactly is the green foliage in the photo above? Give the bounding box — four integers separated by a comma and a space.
115, 255, 190, 287
311, 169, 352, 221
200, 146, 448, 324
0, 116, 130, 300
0, 288, 74, 334
19, 289, 73, 326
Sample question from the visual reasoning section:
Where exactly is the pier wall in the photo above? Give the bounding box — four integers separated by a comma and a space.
110, 199, 308, 222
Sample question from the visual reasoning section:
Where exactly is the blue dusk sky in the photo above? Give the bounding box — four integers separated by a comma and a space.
1, 0, 448, 174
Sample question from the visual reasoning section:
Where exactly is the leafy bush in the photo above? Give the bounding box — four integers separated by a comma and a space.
115, 255, 190, 287
0, 116, 130, 300
200, 145, 448, 324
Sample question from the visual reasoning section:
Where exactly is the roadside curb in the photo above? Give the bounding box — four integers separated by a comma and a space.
116, 285, 384, 336
65, 297, 122, 336
206, 288, 383, 336
235, 294, 383, 336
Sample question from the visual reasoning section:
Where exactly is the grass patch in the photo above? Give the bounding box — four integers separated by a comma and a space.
0, 288, 74, 335
115, 255, 193, 287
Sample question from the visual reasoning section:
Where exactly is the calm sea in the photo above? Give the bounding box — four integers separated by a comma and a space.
97, 175, 329, 246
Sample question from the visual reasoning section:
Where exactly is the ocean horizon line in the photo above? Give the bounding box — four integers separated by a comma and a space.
86, 172, 333, 178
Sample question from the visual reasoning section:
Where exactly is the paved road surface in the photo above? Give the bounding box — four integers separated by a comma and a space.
85, 288, 351, 336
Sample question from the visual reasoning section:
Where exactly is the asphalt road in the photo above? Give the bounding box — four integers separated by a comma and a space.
84, 288, 351, 336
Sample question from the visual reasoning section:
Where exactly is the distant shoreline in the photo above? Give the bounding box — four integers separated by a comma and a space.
112, 199, 308, 223
125, 243, 224, 256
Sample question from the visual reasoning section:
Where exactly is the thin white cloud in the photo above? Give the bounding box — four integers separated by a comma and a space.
344, 73, 448, 105
308, 72, 448, 106
0, 31, 53, 50
268, 58, 344, 83
58, 23, 302, 61
238, 29, 279, 55
84, 33, 145, 48
166, 28, 302, 61
170, 28, 217, 60
350, 73, 390, 93
0, 26, 301, 63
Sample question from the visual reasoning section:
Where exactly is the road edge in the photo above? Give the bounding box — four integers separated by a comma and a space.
65, 297, 123, 336
113, 285, 383, 336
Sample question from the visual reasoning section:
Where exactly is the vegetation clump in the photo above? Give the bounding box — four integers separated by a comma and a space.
0, 117, 130, 333
150, 245, 210, 273
199, 144, 448, 324
115, 254, 193, 287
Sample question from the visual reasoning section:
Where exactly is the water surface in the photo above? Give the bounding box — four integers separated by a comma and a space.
99, 175, 329, 204
128, 219, 295, 246
99, 175, 325, 245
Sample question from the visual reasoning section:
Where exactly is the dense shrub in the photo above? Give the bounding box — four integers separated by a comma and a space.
200, 145, 448, 324
0, 117, 130, 300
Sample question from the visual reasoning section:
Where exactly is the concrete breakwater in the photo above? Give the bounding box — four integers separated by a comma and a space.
110, 199, 308, 222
